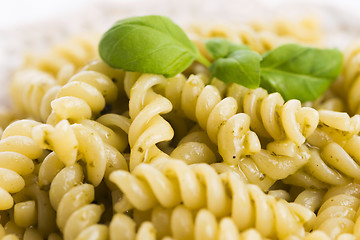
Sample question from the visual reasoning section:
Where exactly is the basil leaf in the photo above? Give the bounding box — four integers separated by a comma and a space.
99, 15, 209, 77
260, 70, 333, 102
205, 38, 250, 59
209, 50, 262, 89
260, 44, 343, 101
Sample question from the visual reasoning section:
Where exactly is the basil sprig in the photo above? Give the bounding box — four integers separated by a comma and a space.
99, 15, 343, 102
205, 40, 342, 101
99, 15, 210, 77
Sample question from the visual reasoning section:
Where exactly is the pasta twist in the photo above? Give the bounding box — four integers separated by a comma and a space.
110, 158, 315, 239
154, 73, 197, 144
76, 117, 129, 153
177, 74, 261, 164
212, 139, 311, 191
294, 189, 325, 212
11, 69, 61, 122
49, 163, 104, 240
46, 67, 119, 124
112, 206, 267, 240
303, 110, 360, 185
0, 228, 47, 240
109, 214, 156, 240
313, 183, 360, 239
82, 60, 127, 106
0, 119, 43, 210
169, 128, 219, 164
24, 34, 100, 83
227, 83, 319, 146
10, 59, 127, 123
33, 119, 128, 186
11, 174, 57, 237
126, 73, 175, 171
341, 40, 360, 115
158, 75, 312, 190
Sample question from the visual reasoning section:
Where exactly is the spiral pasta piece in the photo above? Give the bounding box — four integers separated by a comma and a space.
175, 74, 261, 164
294, 189, 325, 212
169, 128, 219, 164
76, 118, 128, 153
48, 164, 104, 240
304, 110, 360, 185
82, 60, 127, 100
24, 34, 100, 82
342, 40, 360, 115
11, 59, 127, 123
9, 35, 100, 123
0, 119, 44, 210
313, 183, 360, 239
118, 205, 267, 240
110, 158, 315, 239
46, 67, 119, 124
11, 175, 57, 237
32, 119, 128, 186
212, 139, 311, 191
227, 84, 319, 145
109, 214, 156, 240
126, 73, 175, 171
10, 69, 60, 122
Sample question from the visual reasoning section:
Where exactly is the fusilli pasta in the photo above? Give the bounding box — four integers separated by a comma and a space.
4, 13, 360, 240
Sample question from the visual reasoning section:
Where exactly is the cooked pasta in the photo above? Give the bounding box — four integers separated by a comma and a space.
170, 129, 218, 164
304, 110, 360, 185
12, 174, 57, 236
4, 13, 360, 240
130, 206, 267, 240
126, 73, 175, 171
33, 119, 128, 186
10, 69, 60, 122
48, 165, 104, 239
46, 69, 119, 125
341, 41, 360, 114
0, 119, 43, 211
174, 74, 261, 163
313, 183, 360, 239
110, 157, 315, 239
226, 84, 319, 145
24, 34, 100, 83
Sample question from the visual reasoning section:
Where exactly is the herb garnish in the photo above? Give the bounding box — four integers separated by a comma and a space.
260, 44, 343, 101
99, 15, 343, 102
99, 15, 210, 78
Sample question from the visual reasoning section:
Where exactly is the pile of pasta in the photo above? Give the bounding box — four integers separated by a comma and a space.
1, 18, 360, 240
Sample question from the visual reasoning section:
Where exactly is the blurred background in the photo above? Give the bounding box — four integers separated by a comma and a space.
1, 0, 360, 106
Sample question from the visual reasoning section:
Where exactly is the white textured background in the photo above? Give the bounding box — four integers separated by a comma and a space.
1, 0, 360, 108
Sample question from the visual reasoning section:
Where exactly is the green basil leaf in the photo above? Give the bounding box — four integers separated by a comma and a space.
205, 38, 250, 59
260, 44, 343, 101
260, 70, 333, 102
99, 15, 209, 77
209, 50, 262, 89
